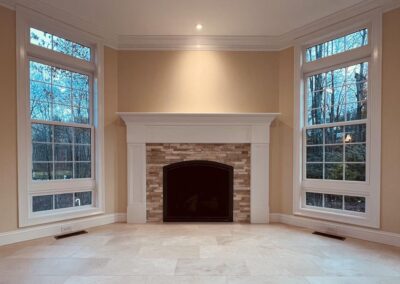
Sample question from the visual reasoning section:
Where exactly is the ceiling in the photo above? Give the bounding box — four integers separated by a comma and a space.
24, 0, 366, 36
2, 0, 397, 49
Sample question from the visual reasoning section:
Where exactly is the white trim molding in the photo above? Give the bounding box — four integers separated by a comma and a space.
0, 213, 126, 246
270, 213, 400, 247
118, 112, 278, 224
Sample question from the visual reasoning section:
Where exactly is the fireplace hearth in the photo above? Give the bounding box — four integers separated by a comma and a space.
163, 160, 233, 222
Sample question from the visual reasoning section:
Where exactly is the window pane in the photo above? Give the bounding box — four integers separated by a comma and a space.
306, 192, 323, 207
30, 81, 51, 102
54, 163, 73, 179
55, 193, 74, 209
72, 43, 91, 61
306, 163, 323, 179
52, 67, 71, 88
325, 145, 343, 162
32, 195, 53, 212
30, 61, 51, 83
30, 61, 90, 125
75, 145, 91, 161
346, 101, 367, 121
53, 35, 72, 56
30, 27, 91, 62
344, 124, 366, 143
306, 146, 323, 162
308, 90, 324, 110
53, 104, 73, 123
306, 29, 368, 62
345, 164, 366, 181
74, 107, 90, 124
308, 108, 324, 125
53, 85, 71, 105
345, 144, 366, 162
75, 162, 91, 179
344, 196, 366, 212
32, 163, 53, 180
32, 143, 52, 162
54, 126, 73, 143
74, 191, 92, 206
306, 62, 368, 127
326, 86, 345, 107
75, 128, 91, 144
54, 145, 72, 161
325, 126, 343, 144
306, 128, 323, 145
30, 28, 52, 49
324, 194, 343, 209
32, 124, 52, 142
325, 163, 343, 180
73, 90, 89, 108
72, 73, 89, 91
31, 101, 51, 121
325, 104, 345, 123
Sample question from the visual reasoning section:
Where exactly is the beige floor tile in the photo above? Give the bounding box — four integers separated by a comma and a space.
0, 222, 399, 283
175, 258, 250, 276
147, 276, 227, 284
64, 276, 147, 284
227, 276, 310, 284
138, 245, 199, 258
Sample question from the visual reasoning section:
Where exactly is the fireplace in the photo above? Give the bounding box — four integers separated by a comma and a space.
163, 160, 233, 222
119, 112, 278, 224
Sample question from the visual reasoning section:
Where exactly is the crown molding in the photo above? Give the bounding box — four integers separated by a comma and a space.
118, 35, 286, 51
1, 0, 400, 51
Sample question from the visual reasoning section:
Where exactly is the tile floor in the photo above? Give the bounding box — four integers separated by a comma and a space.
0, 223, 399, 283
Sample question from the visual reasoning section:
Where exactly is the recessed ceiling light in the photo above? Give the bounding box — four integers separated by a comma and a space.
196, 24, 203, 31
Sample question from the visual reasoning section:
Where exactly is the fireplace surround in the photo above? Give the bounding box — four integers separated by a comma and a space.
119, 113, 278, 224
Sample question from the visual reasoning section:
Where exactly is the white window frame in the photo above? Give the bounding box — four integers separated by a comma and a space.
293, 9, 382, 228
17, 6, 105, 227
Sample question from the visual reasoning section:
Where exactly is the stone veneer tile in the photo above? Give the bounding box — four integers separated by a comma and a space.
146, 144, 251, 223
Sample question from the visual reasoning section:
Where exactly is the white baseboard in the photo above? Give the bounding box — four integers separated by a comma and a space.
0, 213, 127, 246
2, 212, 398, 247
270, 213, 400, 247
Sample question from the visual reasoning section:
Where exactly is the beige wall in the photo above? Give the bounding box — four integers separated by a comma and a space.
0, 4, 399, 235
380, 8, 400, 233
0, 5, 18, 233
118, 51, 279, 113
104, 47, 127, 213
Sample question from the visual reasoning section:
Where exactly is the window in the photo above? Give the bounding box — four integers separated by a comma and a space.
17, 9, 104, 226
293, 14, 381, 228
305, 62, 368, 182
306, 29, 368, 62
30, 28, 91, 61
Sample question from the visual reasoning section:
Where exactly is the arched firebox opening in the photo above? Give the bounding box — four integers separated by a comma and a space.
163, 160, 233, 222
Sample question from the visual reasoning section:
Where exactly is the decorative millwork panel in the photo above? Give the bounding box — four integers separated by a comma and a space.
146, 143, 251, 223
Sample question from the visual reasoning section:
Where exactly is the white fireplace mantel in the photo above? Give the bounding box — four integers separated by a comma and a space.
118, 112, 279, 224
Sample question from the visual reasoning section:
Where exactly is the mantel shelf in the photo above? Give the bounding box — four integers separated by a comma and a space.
118, 112, 279, 125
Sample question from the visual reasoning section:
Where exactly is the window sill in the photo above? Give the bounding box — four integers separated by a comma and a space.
20, 207, 104, 228
294, 207, 379, 228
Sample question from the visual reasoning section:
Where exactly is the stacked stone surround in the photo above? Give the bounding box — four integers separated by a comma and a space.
146, 143, 251, 223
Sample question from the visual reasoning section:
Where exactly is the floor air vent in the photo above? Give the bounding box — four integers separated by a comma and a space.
55, 230, 88, 240
313, 231, 345, 241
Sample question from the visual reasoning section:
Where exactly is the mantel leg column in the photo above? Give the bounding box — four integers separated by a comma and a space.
127, 143, 147, 223
250, 143, 270, 223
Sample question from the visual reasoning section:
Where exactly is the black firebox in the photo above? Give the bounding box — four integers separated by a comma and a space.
163, 160, 233, 222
